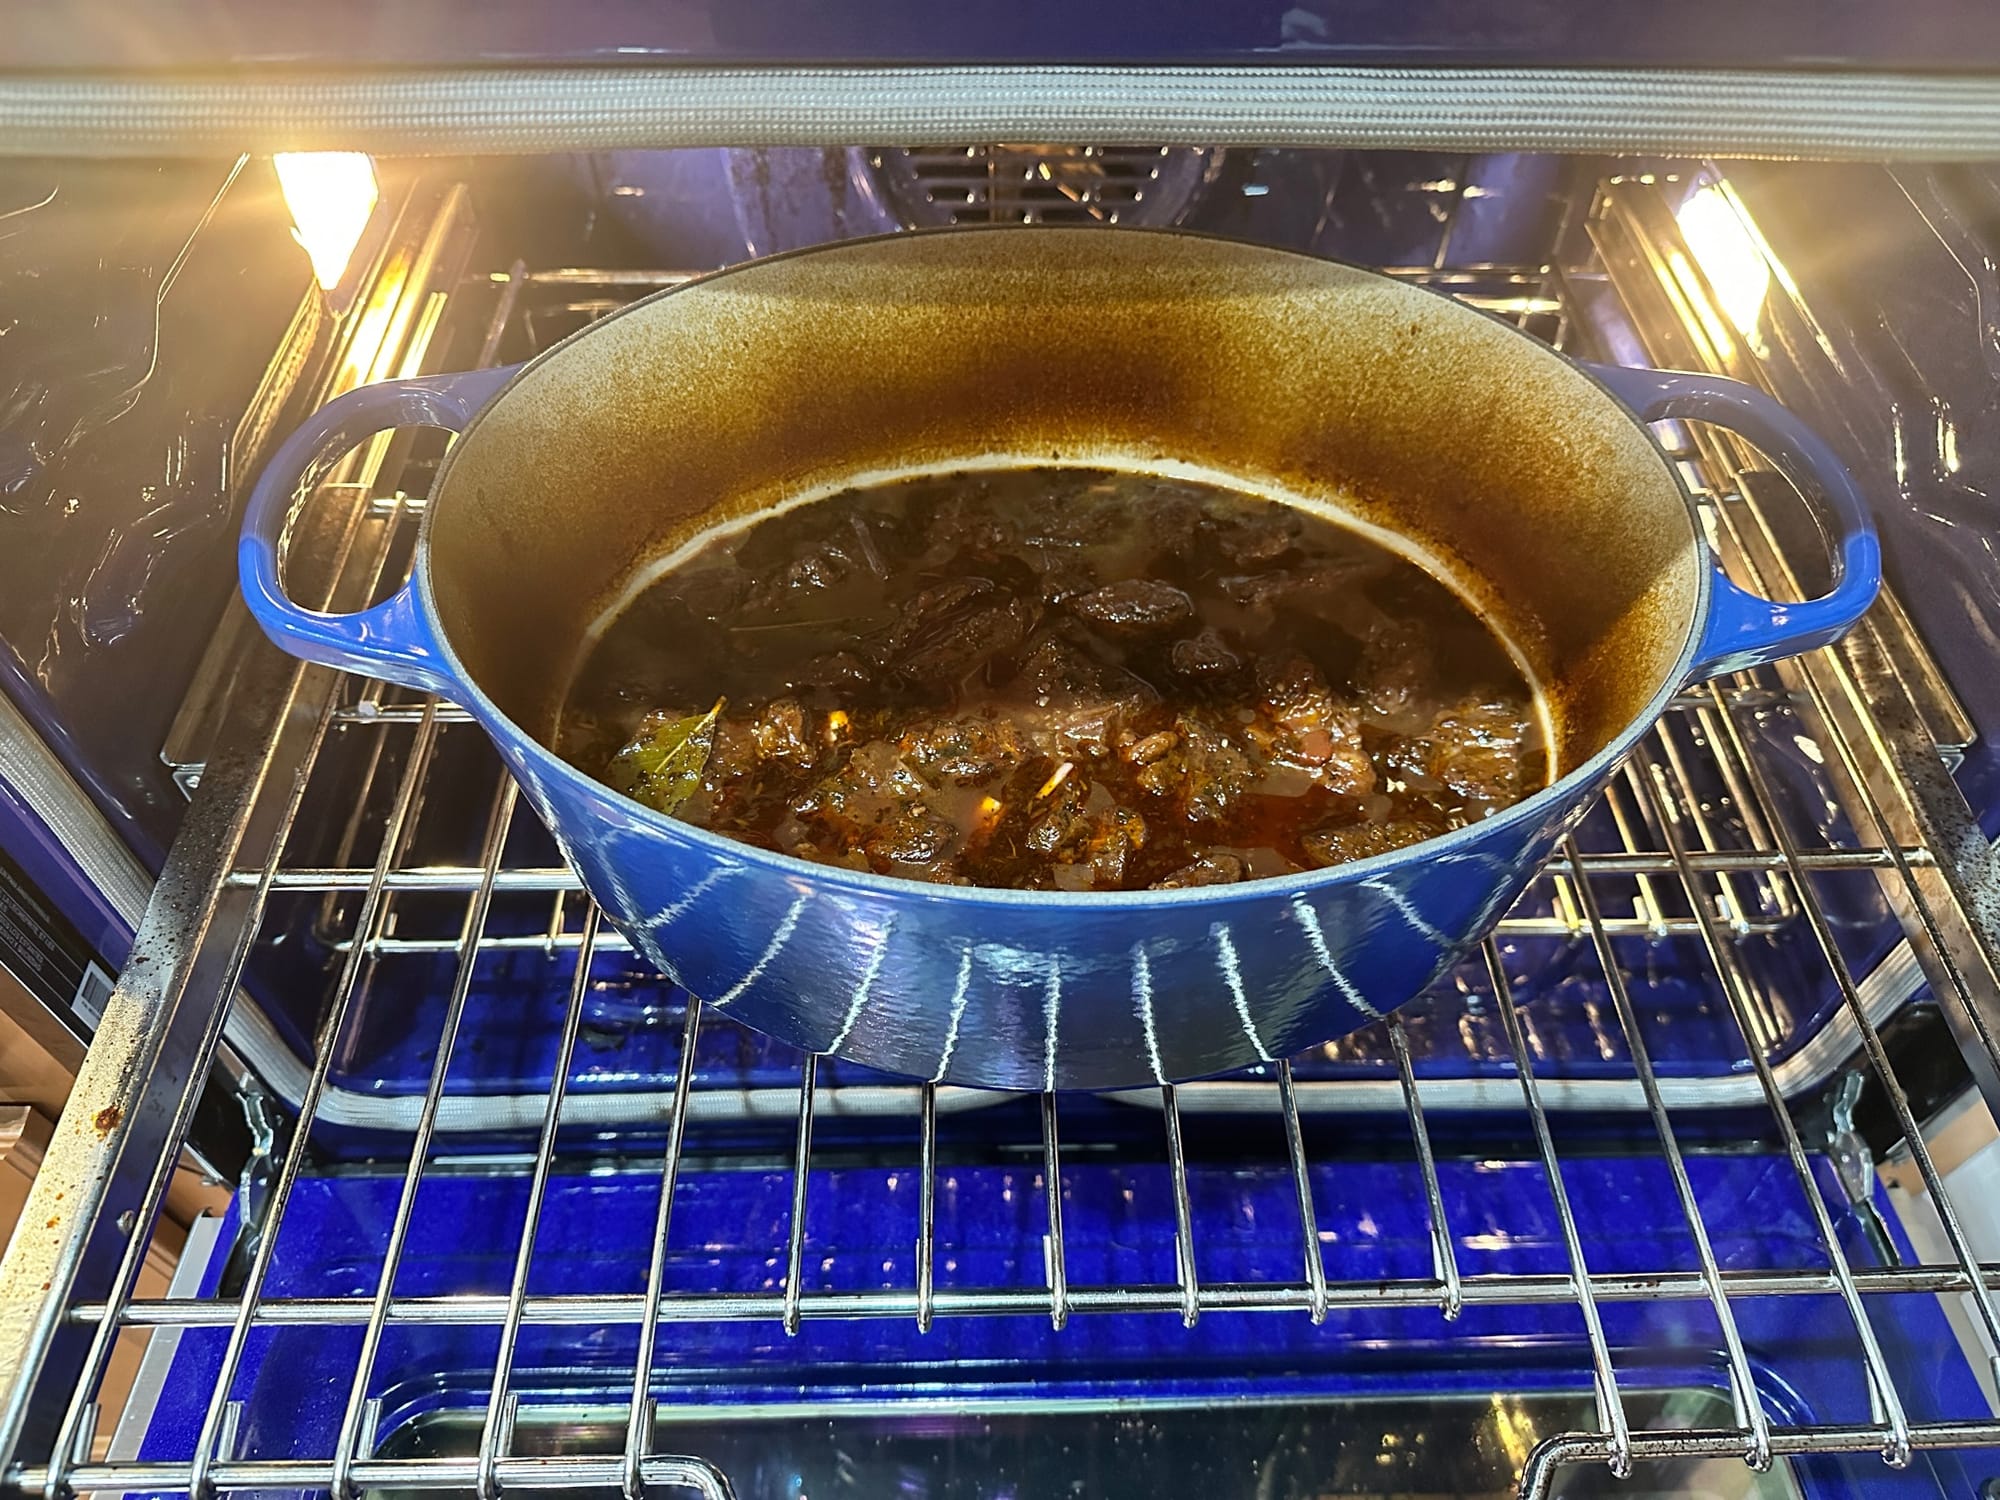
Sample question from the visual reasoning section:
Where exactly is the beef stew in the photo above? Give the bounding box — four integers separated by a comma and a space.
558, 468, 1549, 891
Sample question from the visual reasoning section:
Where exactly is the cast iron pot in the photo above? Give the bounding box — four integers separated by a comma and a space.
240, 228, 1878, 1090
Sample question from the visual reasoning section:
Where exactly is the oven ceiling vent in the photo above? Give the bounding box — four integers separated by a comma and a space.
869, 144, 1221, 227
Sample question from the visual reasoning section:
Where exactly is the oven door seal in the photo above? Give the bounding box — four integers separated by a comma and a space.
7, 65, 2000, 160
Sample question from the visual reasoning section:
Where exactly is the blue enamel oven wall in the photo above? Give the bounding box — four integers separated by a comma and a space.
0, 160, 315, 876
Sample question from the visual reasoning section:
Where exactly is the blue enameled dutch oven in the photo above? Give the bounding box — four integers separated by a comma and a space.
240, 229, 1878, 1089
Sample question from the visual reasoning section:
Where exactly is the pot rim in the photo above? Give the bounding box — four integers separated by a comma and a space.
414, 224, 1710, 910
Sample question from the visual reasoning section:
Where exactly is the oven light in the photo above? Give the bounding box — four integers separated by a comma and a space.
1675, 184, 1771, 338
274, 151, 379, 291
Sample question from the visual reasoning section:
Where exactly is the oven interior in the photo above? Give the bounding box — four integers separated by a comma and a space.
5, 145, 2000, 1499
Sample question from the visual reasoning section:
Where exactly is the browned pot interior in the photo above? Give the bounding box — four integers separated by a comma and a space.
425, 228, 1701, 776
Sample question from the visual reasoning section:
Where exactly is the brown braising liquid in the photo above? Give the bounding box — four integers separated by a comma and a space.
558, 467, 1549, 891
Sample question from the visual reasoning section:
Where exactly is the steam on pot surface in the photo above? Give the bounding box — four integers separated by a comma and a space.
558, 466, 1551, 892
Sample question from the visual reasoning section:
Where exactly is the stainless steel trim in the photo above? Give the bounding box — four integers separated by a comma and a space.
10, 66, 2000, 160
102, 1210, 224, 1465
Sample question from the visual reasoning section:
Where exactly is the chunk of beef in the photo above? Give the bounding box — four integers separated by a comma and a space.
1019, 491, 1102, 549
1216, 509, 1300, 566
922, 490, 1012, 559
789, 650, 873, 693
897, 711, 1026, 784
1124, 729, 1179, 766
869, 578, 995, 661
1300, 814, 1446, 869
747, 698, 817, 768
671, 564, 749, 621
864, 803, 958, 867
1425, 696, 1534, 807
1221, 558, 1391, 624
1136, 710, 1258, 826
1083, 806, 1147, 887
1010, 631, 1160, 756
1069, 579, 1195, 637
1374, 734, 1441, 794
1168, 626, 1245, 687
895, 598, 1035, 686
1022, 775, 1147, 888
1035, 556, 1100, 606
740, 537, 858, 617
1139, 489, 1208, 558
1355, 623, 1437, 726
1254, 654, 1377, 797
1024, 774, 1093, 858
679, 716, 761, 826
792, 742, 961, 874
1150, 852, 1245, 889
1219, 570, 1303, 610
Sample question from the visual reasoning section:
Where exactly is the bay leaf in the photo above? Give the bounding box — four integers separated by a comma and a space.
605, 700, 723, 816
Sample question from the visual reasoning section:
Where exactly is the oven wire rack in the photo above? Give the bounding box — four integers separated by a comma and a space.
5, 169, 2000, 1499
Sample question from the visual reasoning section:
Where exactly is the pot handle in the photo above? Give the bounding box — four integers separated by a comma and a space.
1583, 362, 1882, 681
238, 365, 519, 696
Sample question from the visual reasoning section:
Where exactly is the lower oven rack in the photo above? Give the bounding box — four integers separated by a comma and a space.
6, 170, 2000, 1498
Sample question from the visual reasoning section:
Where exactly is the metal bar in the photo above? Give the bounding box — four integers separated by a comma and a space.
96, 1253, 2000, 1331
1429, 154, 1478, 271
179, 703, 446, 1500
311, 690, 396, 940
1041, 1092, 1069, 1332
1595, 777, 1670, 934
237, 845, 1925, 893
482, 268, 703, 288
1484, 941, 1632, 1479
326, 912, 1808, 954
475, 906, 600, 1500
28, 1453, 742, 1495
1632, 744, 1915, 1468
1516, 1419, 2000, 1500
1387, 1015, 1463, 1320
1273, 1062, 1328, 1325
476, 259, 528, 366
1613, 759, 1781, 1052
1595, 180, 2000, 1123
1703, 681, 2000, 1388
327, 778, 517, 1500
781, 1055, 817, 1338
623, 998, 703, 1500
1651, 714, 1773, 931
1159, 1084, 1199, 1329
323, 910, 1809, 954
916, 1081, 938, 1334
33, 696, 347, 1500
1561, 837, 1773, 1471
0, 414, 417, 1472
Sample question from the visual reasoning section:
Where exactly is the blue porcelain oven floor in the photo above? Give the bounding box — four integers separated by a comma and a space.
128, 1154, 1991, 1497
